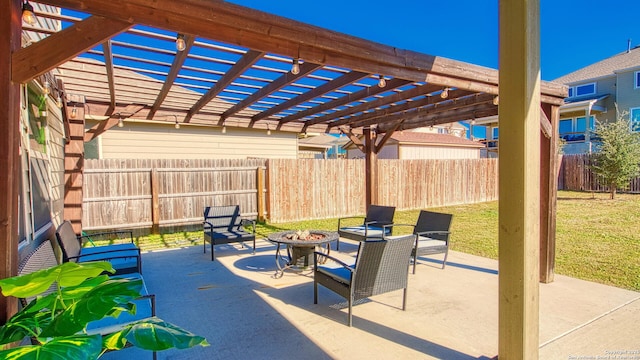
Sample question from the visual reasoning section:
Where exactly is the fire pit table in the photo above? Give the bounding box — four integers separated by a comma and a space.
267, 230, 338, 278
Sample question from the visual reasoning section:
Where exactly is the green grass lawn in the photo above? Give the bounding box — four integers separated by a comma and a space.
130, 190, 640, 291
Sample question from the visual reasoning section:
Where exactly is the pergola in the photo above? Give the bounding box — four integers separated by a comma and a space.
1, 0, 566, 358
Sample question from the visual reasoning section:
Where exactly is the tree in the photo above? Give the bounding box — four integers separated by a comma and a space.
590, 112, 640, 199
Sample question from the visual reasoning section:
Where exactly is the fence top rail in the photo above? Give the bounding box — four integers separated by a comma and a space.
84, 166, 266, 174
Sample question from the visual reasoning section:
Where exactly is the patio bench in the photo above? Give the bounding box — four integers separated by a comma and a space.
203, 205, 256, 261
55, 220, 142, 275
16, 239, 157, 360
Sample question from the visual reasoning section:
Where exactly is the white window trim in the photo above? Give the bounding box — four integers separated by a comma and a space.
568, 82, 597, 98
631, 107, 640, 132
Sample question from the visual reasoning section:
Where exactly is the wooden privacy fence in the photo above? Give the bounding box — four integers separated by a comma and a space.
267, 158, 499, 222
83, 159, 266, 231
558, 154, 640, 193
83, 158, 500, 229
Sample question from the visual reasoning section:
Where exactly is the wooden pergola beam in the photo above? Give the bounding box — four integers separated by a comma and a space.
286, 78, 412, 125
341, 89, 478, 129
147, 34, 195, 120
256, 71, 369, 126
354, 93, 496, 130
12, 15, 131, 83
322, 83, 442, 128
220, 62, 321, 123
185, 50, 265, 123
377, 103, 498, 133
102, 40, 116, 116
37, 0, 566, 102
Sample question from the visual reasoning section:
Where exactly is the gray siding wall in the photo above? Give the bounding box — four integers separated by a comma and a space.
616, 66, 640, 120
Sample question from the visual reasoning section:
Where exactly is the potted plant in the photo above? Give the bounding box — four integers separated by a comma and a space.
0, 261, 208, 359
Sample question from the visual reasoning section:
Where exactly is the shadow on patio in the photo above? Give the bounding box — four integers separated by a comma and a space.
102, 239, 640, 360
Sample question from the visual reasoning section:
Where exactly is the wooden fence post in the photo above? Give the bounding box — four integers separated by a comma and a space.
257, 167, 265, 222
151, 168, 159, 233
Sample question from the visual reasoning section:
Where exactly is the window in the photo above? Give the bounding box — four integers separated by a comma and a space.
631, 108, 640, 132
636, 71, 640, 89
559, 119, 573, 135
568, 82, 596, 98
576, 116, 595, 133
492, 127, 499, 139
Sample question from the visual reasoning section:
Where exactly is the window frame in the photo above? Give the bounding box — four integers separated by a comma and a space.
635, 71, 640, 89
631, 107, 640, 132
568, 82, 597, 98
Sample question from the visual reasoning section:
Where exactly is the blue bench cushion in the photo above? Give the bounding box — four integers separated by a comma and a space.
79, 243, 140, 273
85, 273, 153, 335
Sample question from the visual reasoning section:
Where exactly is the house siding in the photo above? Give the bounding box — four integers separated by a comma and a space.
86, 121, 298, 159
616, 67, 640, 120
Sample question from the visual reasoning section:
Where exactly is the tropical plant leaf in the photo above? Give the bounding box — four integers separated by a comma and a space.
0, 262, 114, 299
106, 317, 209, 351
40, 278, 143, 338
0, 335, 102, 360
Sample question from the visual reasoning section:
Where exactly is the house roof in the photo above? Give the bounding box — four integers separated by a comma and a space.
553, 46, 640, 84
298, 133, 346, 150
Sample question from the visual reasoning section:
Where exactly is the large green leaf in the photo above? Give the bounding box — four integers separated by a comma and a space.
0, 335, 102, 360
40, 278, 143, 338
0, 262, 114, 299
103, 317, 209, 351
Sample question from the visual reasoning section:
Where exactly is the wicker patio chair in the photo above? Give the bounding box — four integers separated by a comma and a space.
385, 210, 453, 273
313, 234, 414, 326
56, 220, 142, 275
203, 205, 256, 261
336, 204, 395, 250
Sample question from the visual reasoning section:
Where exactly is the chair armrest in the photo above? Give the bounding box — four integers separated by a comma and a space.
240, 218, 256, 233
364, 220, 393, 227
338, 216, 365, 228
313, 251, 354, 271
382, 223, 415, 233
416, 230, 451, 243
137, 293, 156, 317
79, 230, 134, 246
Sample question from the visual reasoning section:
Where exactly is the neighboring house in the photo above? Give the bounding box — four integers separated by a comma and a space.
553, 44, 640, 154
345, 128, 484, 160
473, 44, 640, 156
297, 133, 348, 159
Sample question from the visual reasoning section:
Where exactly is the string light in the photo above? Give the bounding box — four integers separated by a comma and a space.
493, 96, 499, 105
174, 120, 180, 129
377, 75, 386, 88
267, 123, 271, 136
22, 0, 36, 26
440, 88, 449, 99
291, 58, 300, 75
56, 94, 63, 108
176, 34, 186, 52
70, 105, 77, 119
221, 121, 226, 134
117, 118, 124, 128
43, 80, 50, 95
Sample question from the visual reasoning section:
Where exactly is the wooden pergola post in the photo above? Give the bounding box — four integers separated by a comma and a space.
540, 103, 560, 283
363, 127, 377, 207
64, 100, 85, 234
498, 0, 541, 358
0, 0, 22, 324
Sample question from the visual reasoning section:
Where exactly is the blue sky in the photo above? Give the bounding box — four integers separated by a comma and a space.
228, 0, 640, 81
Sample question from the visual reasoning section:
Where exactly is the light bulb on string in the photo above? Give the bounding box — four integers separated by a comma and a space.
22, 0, 36, 26
56, 94, 63, 108
176, 34, 186, 52
267, 123, 271, 136
291, 59, 300, 75
440, 88, 449, 99
117, 118, 124, 128
378, 75, 386, 88
43, 80, 50, 95
70, 105, 77, 119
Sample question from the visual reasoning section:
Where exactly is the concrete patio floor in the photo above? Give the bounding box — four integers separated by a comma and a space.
103, 238, 640, 360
